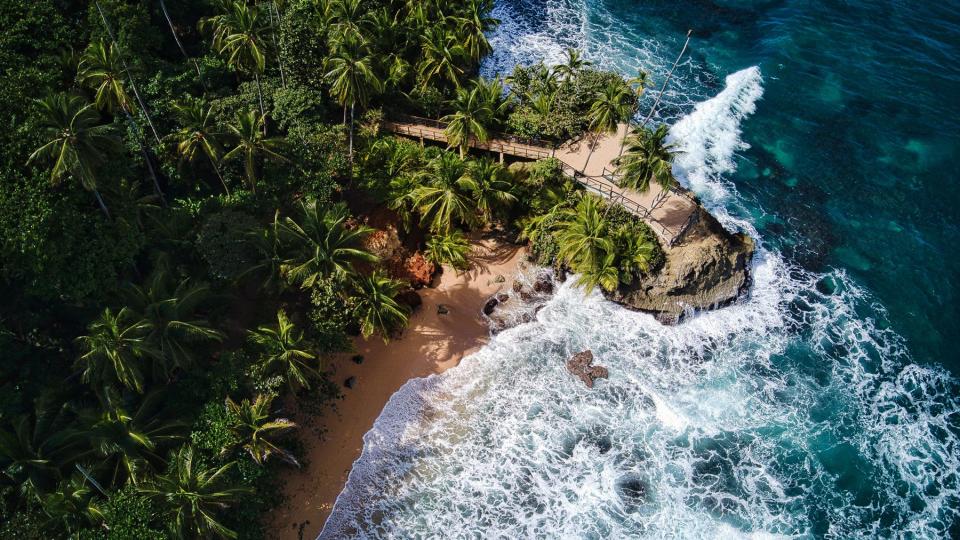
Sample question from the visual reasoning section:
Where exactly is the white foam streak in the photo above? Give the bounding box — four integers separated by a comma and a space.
670, 67, 765, 212
319, 33, 960, 540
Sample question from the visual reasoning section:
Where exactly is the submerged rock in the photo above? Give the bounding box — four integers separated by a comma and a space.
344, 376, 356, 389
606, 207, 755, 324
566, 350, 609, 388
533, 274, 554, 294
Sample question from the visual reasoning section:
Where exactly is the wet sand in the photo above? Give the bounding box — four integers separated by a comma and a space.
268, 237, 526, 539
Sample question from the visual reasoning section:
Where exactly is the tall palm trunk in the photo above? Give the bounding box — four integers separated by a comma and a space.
582, 133, 599, 173
208, 153, 230, 195
267, 1, 287, 88
254, 72, 267, 135
349, 103, 355, 163
158, 0, 206, 90
94, 0, 163, 147
93, 189, 111, 218
637, 29, 693, 131
121, 106, 167, 205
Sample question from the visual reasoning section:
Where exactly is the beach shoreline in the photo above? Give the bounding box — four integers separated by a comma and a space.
268, 236, 526, 539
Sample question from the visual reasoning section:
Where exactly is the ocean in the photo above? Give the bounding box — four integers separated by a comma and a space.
320, 0, 960, 536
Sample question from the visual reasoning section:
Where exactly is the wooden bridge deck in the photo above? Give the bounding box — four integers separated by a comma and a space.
383, 117, 699, 246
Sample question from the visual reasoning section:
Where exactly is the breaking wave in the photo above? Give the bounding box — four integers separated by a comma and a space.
319, 61, 960, 538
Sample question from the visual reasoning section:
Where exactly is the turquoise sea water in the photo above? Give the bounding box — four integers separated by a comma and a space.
320, 1, 960, 537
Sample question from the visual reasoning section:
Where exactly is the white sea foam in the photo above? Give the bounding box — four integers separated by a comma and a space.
670, 66, 765, 214
480, 0, 702, 121
319, 23, 960, 540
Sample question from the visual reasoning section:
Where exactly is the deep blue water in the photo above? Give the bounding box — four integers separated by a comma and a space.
485, 0, 960, 372
318, 2, 960, 537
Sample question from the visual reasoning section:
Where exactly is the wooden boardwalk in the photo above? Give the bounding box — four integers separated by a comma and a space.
383, 116, 699, 246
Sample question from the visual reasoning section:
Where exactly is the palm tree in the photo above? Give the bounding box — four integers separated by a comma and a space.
248, 310, 319, 392
614, 228, 656, 283
627, 70, 651, 107
386, 170, 421, 233
123, 259, 225, 375
76, 308, 161, 395
553, 47, 591, 81
410, 152, 478, 233
27, 94, 119, 217
238, 222, 283, 292
613, 124, 679, 195
224, 395, 298, 466
473, 76, 510, 125
418, 27, 467, 90
326, 0, 365, 43
140, 445, 248, 539
455, 0, 499, 64
324, 37, 382, 162
79, 41, 132, 115
463, 158, 517, 223
79, 40, 165, 202
82, 390, 185, 488
582, 80, 633, 172
171, 100, 230, 195
40, 473, 104, 534
576, 250, 620, 293
425, 229, 472, 270
362, 7, 409, 89
556, 195, 616, 292
0, 399, 86, 498
351, 270, 409, 341
275, 202, 377, 288
222, 109, 286, 193
618, 69, 651, 156
91, 1, 162, 145
441, 84, 491, 158
203, 0, 270, 122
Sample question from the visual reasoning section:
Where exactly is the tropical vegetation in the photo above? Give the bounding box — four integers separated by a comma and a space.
0, 0, 673, 537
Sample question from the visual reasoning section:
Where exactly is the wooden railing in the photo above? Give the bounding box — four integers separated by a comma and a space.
561, 163, 696, 246
386, 114, 558, 160
384, 116, 698, 246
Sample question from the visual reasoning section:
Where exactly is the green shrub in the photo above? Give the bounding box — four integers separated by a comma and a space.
196, 209, 261, 280
309, 278, 356, 354
191, 400, 242, 463
99, 485, 165, 540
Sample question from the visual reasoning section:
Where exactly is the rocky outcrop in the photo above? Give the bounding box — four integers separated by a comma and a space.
402, 251, 435, 288
362, 225, 436, 288
606, 207, 755, 324
484, 268, 556, 333
566, 350, 608, 388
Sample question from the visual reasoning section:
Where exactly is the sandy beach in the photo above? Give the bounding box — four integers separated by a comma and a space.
268, 236, 526, 539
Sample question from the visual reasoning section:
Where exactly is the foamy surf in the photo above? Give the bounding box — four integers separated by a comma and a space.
318, 37, 959, 540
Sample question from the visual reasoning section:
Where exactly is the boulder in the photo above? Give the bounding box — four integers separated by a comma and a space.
495, 292, 509, 303
483, 297, 498, 316
403, 251, 435, 289
606, 207, 755, 324
533, 274, 554, 294
344, 376, 357, 389
512, 280, 524, 293
437, 304, 450, 315
566, 350, 609, 388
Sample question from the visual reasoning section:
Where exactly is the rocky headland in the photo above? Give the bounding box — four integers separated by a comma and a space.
607, 206, 755, 324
